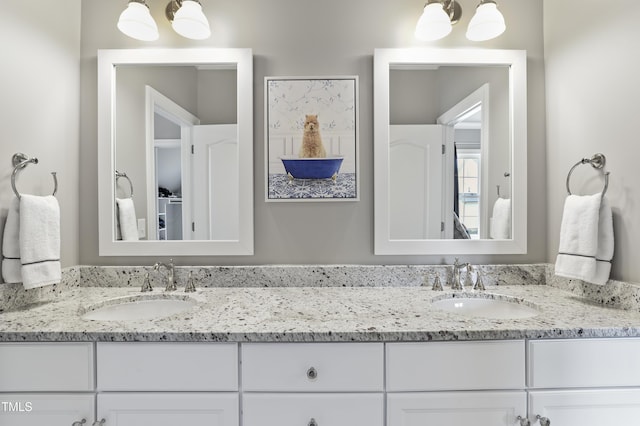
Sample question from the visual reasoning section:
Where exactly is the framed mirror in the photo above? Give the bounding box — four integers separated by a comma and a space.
374, 48, 527, 255
98, 48, 253, 256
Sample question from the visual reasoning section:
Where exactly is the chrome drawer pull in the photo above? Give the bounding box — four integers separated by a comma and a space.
536, 415, 550, 426
72, 420, 86, 426
307, 366, 317, 380
92, 420, 106, 426
308, 418, 318, 426
516, 415, 530, 426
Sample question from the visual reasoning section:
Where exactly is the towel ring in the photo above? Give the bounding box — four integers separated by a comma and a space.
566, 153, 610, 197
115, 170, 134, 197
11, 153, 58, 200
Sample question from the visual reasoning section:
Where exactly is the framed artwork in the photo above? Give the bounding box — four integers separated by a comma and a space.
265, 76, 359, 201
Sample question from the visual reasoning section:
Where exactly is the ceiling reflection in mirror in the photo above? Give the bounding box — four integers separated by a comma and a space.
374, 48, 527, 255
98, 48, 253, 256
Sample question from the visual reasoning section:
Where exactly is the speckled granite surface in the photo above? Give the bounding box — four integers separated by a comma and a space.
77, 264, 547, 289
1, 263, 640, 342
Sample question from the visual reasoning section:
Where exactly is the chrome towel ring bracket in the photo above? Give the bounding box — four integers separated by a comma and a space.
115, 170, 134, 198
566, 153, 610, 197
11, 153, 58, 200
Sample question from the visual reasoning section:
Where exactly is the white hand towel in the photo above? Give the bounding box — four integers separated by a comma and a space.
2, 198, 22, 283
116, 197, 139, 241
19, 194, 61, 289
555, 193, 614, 285
490, 197, 512, 239
593, 197, 614, 285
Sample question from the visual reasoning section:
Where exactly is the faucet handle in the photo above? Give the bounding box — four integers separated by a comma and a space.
431, 275, 444, 291
185, 271, 196, 293
141, 272, 153, 292
463, 264, 474, 288
473, 269, 486, 291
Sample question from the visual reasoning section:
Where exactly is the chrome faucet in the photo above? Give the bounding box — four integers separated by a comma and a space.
153, 259, 177, 291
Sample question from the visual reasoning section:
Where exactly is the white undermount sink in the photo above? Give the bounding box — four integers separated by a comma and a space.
431, 293, 540, 319
81, 294, 196, 321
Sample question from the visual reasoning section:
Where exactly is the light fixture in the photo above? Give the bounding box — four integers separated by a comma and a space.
466, 0, 506, 41
118, 0, 211, 41
414, 0, 505, 42
166, 0, 211, 40
117, 0, 159, 41
415, 0, 461, 41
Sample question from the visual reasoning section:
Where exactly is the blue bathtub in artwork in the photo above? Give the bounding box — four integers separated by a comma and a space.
281, 157, 344, 180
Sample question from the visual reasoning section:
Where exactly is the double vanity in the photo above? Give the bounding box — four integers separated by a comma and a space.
1, 43, 638, 425
2, 264, 640, 425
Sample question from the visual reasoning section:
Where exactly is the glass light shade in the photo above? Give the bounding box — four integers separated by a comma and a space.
172, 0, 211, 40
466, 2, 506, 41
117, 1, 159, 41
415, 2, 453, 41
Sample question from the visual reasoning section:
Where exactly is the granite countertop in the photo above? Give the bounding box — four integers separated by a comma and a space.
2, 284, 640, 342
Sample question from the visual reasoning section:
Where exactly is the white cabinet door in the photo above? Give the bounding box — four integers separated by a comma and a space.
529, 389, 640, 425
244, 393, 383, 426
97, 393, 238, 426
0, 394, 93, 425
388, 391, 527, 426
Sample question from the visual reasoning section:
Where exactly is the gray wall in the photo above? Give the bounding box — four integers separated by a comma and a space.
0, 1, 81, 269
544, 0, 640, 283
79, 0, 547, 267
8, 1, 639, 283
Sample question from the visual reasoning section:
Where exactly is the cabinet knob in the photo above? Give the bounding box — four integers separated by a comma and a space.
536, 415, 550, 426
307, 366, 318, 380
308, 418, 318, 426
72, 420, 86, 426
516, 415, 530, 426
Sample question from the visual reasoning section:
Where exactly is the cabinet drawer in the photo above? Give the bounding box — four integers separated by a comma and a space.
529, 338, 640, 388
0, 342, 94, 391
387, 341, 525, 391
97, 342, 237, 391
243, 393, 383, 426
242, 343, 384, 391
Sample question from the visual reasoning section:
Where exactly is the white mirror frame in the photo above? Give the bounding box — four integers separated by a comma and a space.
374, 48, 527, 255
98, 48, 254, 256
